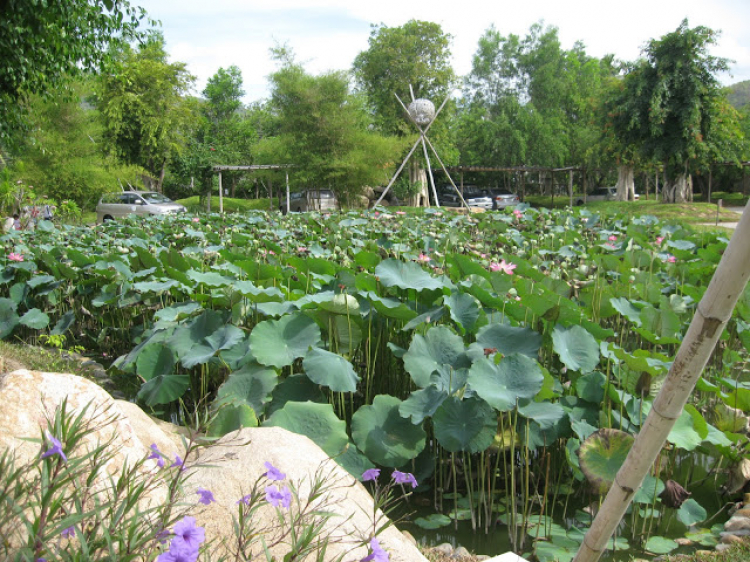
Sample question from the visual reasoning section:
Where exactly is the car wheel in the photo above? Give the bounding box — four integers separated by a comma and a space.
103, 215, 114, 221
575, 199, 584, 206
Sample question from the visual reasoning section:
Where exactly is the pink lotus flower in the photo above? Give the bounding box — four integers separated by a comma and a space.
513, 209, 523, 218
192, 217, 200, 222
297, 247, 308, 253
608, 235, 617, 241
8, 253, 24, 262
396, 211, 406, 215
656, 236, 664, 245
666, 254, 676, 263
417, 253, 431, 263
374, 211, 380, 217
490, 259, 516, 275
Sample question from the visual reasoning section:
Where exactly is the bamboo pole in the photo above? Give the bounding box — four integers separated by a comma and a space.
574, 202, 750, 562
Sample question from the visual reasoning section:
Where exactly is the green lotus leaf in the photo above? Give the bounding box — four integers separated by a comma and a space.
352, 394, 426, 467
137, 375, 190, 406
365, 292, 418, 322
303, 347, 359, 393
667, 404, 708, 451
317, 293, 360, 315
403, 326, 470, 388
167, 309, 226, 357
133, 280, 179, 294
207, 403, 258, 437
19, 308, 49, 330
610, 297, 642, 326
518, 401, 565, 430
552, 325, 599, 373
399, 386, 448, 424
50, 310, 75, 336
265, 401, 348, 457
633, 474, 665, 504
0, 298, 19, 339
187, 270, 234, 287
135, 343, 176, 381
335, 442, 376, 479
578, 428, 634, 494
445, 292, 480, 334
375, 258, 445, 291
475, 322, 542, 358
250, 313, 321, 368
233, 280, 284, 303
205, 324, 245, 353
266, 374, 327, 417
467, 354, 545, 411
575, 371, 607, 403
644, 536, 678, 555
433, 396, 496, 453
154, 302, 202, 323
216, 363, 278, 416
413, 514, 452, 530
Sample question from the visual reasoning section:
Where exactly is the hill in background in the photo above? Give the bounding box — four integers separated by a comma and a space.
728, 80, 750, 110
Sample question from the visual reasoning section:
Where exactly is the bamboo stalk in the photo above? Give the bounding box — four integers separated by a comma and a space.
574, 203, 750, 562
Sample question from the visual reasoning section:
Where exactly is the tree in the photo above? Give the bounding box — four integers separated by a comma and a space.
0, 0, 149, 143
260, 58, 402, 208
353, 21, 456, 204
607, 20, 733, 203
96, 33, 194, 191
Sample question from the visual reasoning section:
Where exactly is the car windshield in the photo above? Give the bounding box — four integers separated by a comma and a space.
140, 192, 173, 204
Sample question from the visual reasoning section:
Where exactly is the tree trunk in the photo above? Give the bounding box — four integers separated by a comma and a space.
662, 173, 692, 203
615, 164, 635, 201
407, 162, 428, 207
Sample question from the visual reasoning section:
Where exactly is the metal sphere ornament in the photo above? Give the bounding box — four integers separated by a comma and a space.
408, 98, 435, 126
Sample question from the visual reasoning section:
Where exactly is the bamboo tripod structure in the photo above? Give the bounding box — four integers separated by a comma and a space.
574, 202, 750, 562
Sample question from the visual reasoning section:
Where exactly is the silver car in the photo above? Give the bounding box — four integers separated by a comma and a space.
439, 188, 493, 210
280, 190, 338, 213
96, 191, 187, 222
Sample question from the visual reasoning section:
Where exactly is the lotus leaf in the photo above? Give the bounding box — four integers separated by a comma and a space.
50, 310, 75, 336
137, 374, 190, 406
552, 325, 599, 373
467, 354, 545, 411
207, 403, 258, 437
413, 514, 452, 529
0, 298, 19, 338
432, 396, 496, 453
475, 322, 542, 358
303, 347, 359, 392
250, 313, 321, 368
644, 536, 678, 555
578, 428, 634, 494
19, 308, 49, 330
351, 395, 426, 467
375, 259, 444, 291
445, 292, 481, 334
403, 326, 470, 388
265, 401, 348, 458
216, 363, 278, 416
667, 405, 708, 451
135, 343, 176, 381
266, 374, 327, 417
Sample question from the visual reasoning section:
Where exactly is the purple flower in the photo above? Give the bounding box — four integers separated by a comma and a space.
157, 544, 198, 562
361, 537, 389, 562
196, 487, 215, 505
148, 444, 165, 468
236, 493, 253, 506
392, 470, 418, 489
40, 432, 67, 463
170, 516, 205, 553
362, 468, 380, 482
264, 461, 286, 481
61, 526, 75, 538
265, 485, 292, 509
171, 455, 185, 471
155, 527, 171, 544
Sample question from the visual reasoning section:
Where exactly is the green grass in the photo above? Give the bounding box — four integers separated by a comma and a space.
0, 339, 87, 376
176, 196, 281, 213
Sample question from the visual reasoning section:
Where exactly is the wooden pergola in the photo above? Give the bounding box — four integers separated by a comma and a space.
212, 165, 292, 213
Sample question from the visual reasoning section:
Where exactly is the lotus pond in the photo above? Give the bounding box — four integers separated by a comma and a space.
2, 205, 750, 561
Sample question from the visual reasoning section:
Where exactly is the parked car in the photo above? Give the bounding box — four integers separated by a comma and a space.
574, 187, 640, 206
280, 189, 338, 213
439, 186, 493, 210
96, 191, 187, 222
483, 189, 521, 209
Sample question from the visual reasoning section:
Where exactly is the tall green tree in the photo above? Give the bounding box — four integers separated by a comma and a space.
96, 32, 194, 191
259, 57, 402, 207
607, 19, 735, 202
0, 0, 149, 143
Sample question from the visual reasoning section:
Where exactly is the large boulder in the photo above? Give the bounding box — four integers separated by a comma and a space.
0, 370, 427, 562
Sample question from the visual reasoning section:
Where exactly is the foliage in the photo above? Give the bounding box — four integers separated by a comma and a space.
96, 32, 195, 191
606, 19, 737, 202
0, 0, 150, 143
1, 200, 749, 559
259, 58, 403, 206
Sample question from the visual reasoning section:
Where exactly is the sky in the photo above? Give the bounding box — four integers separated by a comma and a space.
134, 0, 750, 103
